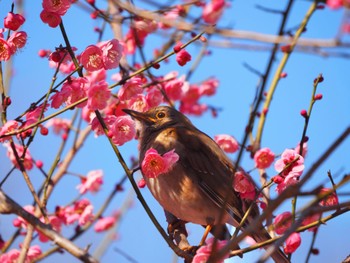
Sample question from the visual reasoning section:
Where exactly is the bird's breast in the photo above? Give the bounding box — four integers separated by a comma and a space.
144, 164, 230, 225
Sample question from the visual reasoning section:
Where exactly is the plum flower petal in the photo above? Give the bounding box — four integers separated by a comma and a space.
274, 149, 304, 178
87, 81, 111, 110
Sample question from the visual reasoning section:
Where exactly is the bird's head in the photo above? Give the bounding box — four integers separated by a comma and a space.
123, 106, 192, 133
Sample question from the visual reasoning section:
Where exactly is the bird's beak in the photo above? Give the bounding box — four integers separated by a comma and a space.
122, 109, 155, 125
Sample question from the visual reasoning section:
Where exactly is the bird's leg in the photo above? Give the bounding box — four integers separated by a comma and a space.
199, 224, 213, 246
164, 210, 191, 250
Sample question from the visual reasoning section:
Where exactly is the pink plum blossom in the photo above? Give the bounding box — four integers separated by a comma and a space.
202, 0, 226, 24
124, 29, 137, 55
199, 77, 219, 96
284, 232, 301, 254
274, 149, 304, 193
56, 199, 93, 226
99, 39, 123, 69
295, 142, 307, 157
193, 237, 228, 263
214, 134, 239, 153
46, 118, 70, 134
254, 147, 275, 169
128, 94, 150, 112
133, 17, 158, 34
90, 115, 116, 136
13, 205, 35, 229
141, 148, 179, 178
26, 245, 42, 262
42, 0, 71, 16
79, 204, 94, 226
162, 71, 185, 101
109, 116, 136, 146
40, 10, 62, 28
302, 213, 322, 232
38, 216, 62, 242
326, 0, 343, 9
94, 216, 116, 232
77, 170, 104, 194
176, 48, 192, 66
8, 31, 27, 53
0, 249, 20, 262
145, 86, 163, 107
181, 83, 201, 104
158, 6, 182, 29
80, 45, 104, 72
85, 68, 107, 84
273, 211, 292, 235
0, 120, 19, 142
233, 171, 256, 200
87, 81, 111, 110
118, 77, 143, 101
319, 188, 339, 207
55, 77, 88, 108
2, 245, 40, 263
50, 90, 69, 109
179, 102, 208, 116
6, 143, 34, 170
24, 104, 48, 124
0, 38, 12, 61
4, 12, 25, 31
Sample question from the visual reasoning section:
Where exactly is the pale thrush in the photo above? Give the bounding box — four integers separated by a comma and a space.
123, 106, 289, 263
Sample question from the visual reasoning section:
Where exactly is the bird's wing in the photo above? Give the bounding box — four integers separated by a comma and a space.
176, 126, 245, 225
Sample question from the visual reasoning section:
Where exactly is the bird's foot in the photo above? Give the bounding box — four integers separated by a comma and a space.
182, 245, 200, 256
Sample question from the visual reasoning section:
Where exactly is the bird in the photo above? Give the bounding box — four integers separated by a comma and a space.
123, 106, 289, 263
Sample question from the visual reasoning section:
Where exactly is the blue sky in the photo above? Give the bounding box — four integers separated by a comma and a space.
0, 1, 349, 262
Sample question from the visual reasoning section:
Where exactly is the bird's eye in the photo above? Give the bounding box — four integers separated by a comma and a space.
156, 111, 166, 119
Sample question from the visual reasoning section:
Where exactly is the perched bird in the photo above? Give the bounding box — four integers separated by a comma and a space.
123, 106, 289, 263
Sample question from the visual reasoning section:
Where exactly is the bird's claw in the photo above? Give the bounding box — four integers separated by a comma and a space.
182, 245, 200, 256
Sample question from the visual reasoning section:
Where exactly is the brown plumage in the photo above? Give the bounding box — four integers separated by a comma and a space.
123, 106, 289, 263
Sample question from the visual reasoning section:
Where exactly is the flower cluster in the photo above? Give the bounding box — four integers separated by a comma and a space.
0, 245, 42, 263
77, 170, 104, 194
80, 39, 123, 71
56, 199, 94, 227
274, 149, 305, 193
1, 12, 27, 61
40, 0, 71, 28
